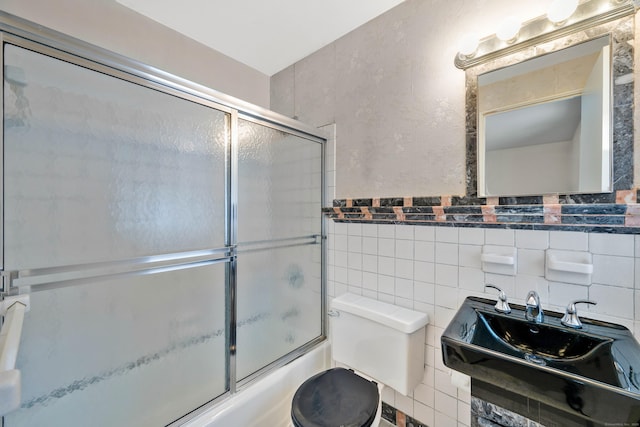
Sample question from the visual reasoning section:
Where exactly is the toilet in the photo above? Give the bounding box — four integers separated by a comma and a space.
291, 293, 429, 427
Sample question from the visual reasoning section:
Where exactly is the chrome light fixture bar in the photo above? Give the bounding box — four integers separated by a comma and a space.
455, 0, 635, 69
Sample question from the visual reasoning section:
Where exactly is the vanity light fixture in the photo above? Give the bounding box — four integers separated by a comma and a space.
547, 0, 579, 24
454, 0, 635, 69
496, 16, 521, 43
458, 33, 480, 59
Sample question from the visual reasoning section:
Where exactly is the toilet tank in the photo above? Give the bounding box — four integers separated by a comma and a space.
330, 293, 429, 396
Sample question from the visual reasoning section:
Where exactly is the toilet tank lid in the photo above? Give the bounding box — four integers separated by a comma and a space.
331, 293, 429, 333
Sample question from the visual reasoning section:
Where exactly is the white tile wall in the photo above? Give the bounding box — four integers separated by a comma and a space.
325, 221, 640, 426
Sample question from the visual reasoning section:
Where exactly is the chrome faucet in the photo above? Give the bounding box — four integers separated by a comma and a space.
561, 300, 597, 329
525, 290, 544, 323
485, 284, 511, 314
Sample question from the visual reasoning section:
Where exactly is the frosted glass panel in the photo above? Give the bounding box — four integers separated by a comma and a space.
5, 263, 227, 427
236, 120, 323, 379
4, 45, 228, 270
238, 119, 322, 242
236, 243, 322, 380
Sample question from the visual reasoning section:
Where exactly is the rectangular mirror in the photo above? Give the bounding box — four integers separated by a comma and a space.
477, 36, 612, 197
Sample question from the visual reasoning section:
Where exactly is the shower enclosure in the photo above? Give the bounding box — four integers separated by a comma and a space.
0, 13, 325, 427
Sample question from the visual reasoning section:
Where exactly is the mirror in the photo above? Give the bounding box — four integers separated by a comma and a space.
477, 36, 612, 197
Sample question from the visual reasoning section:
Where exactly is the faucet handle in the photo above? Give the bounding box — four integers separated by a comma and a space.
485, 284, 511, 314
561, 300, 597, 329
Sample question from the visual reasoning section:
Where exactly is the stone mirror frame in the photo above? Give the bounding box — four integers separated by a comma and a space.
465, 15, 634, 205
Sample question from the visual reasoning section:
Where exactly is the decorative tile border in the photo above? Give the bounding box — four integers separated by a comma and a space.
382, 402, 428, 427
323, 189, 640, 234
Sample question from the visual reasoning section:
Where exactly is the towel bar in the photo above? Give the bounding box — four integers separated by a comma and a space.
0, 295, 30, 416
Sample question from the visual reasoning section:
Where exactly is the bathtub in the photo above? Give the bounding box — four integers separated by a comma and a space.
186, 341, 330, 427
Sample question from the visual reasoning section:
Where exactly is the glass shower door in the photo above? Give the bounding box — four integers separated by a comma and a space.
235, 118, 323, 380
3, 44, 230, 426
1, 22, 326, 426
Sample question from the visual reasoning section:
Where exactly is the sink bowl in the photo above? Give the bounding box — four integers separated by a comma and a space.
442, 297, 640, 425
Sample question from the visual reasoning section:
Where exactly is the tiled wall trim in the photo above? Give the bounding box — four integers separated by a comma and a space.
324, 191, 640, 233
382, 402, 428, 427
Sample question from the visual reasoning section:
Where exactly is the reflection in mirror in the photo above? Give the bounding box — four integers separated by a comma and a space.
478, 36, 611, 197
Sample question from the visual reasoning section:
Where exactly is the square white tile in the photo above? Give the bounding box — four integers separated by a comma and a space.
415, 226, 435, 241
395, 224, 415, 240
436, 227, 459, 243
378, 256, 395, 276
435, 242, 459, 266
485, 228, 514, 246
378, 238, 395, 257
549, 231, 589, 251
589, 233, 634, 257
592, 255, 634, 288
396, 239, 414, 260
395, 258, 414, 280
378, 224, 395, 239
459, 244, 482, 268
515, 230, 549, 249
348, 235, 362, 253
362, 236, 378, 255
459, 227, 484, 245
415, 241, 435, 262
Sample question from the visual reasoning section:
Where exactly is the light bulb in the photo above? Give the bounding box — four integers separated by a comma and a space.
547, 0, 579, 24
496, 16, 521, 42
459, 33, 479, 57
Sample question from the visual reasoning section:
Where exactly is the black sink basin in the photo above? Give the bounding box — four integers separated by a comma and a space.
442, 297, 640, 425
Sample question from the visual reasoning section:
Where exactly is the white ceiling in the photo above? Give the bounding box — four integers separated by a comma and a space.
116, 0, 406, 76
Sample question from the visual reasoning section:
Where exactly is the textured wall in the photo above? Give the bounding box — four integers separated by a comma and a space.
271, 0, 562, 199
0, 0, 270, 107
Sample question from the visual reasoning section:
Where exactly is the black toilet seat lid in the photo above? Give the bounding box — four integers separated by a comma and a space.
291, 367, 379, 427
